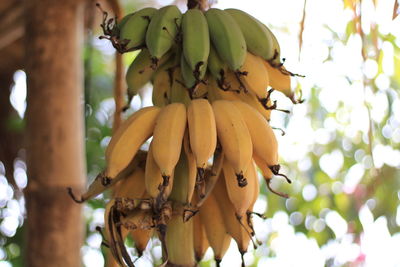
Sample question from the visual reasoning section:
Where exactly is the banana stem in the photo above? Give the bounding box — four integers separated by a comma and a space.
187, 0, 208, 11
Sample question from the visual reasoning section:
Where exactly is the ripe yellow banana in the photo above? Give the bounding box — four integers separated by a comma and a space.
105, 106, 160, 179
182, 9, 210, 79
212, 100, 253, 187
205, 8, 247, 71
151, 51, 180, 107
193, 210, 209, 262
165, 213, 195, 266
207, 75, 272, 122
151, 103, 187, 182
144, 143, 174, 201
130, 228, 153, 257
224, 8, 274, 61
187, 99, 217, 182
231, 101, 280, 173
168, 133, 197, 206
239, 52, 270, 99
213, 173, 252, 255
169, 67, 192, 106
152, 66, 172, 107
199, 193, 231, 263
113, 166, 146, 201
262, 58, 292, 99
192, 77, 208, 98
70, 151, 145, 203
222, 160, 256, 218
126, 48, 172, 102
146, 5, 182, 63
119, 7, 157, 51
253, 153, 289, 198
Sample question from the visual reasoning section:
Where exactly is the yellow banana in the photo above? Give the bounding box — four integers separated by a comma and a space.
192, 77, 208, 98
152, 66, 172, 107
168, 133, 197, 206
105, 106, 160, 179
205, 8, 247, 71
165, 213, 195, 266
239, 52, 270, 99
187, 99, 217, 182
182, 9, 210, 79
207, 76, 272, 122
114, 168, 153, 256
262, 60, 292, 99
69, 151, 146, 203
144, 142, 174, 201
193, 207, 210, 262
130, 228, 153, 257
212, 100, 253, 187
213, 173, 252, 255
152, 103, 187, 182
199, 193, 231, 263
126, 49, 172, 102
253, 154, 289, 198
151, 51, 179, 107
231, 101, 280, 173
119, 7, 157, 51
113, 166, 146, 199
169, 67, 192, 106
222, 160, 256, 218
146, 5, 182, 63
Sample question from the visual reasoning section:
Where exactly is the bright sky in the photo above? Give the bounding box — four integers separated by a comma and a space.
1, 0, 400, 266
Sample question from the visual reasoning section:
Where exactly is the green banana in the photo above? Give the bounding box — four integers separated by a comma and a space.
181, 53, 207, 89
126, 48, 172, 102
119, 8, 157, 51
181, 53, 197, 89
225, 8, 274, 61
207, 44, 229, 90
146, 5, 182, 63
182, 9, 210, 80
117, 13, 134, 32
265, 26, 282, 66
205, 8, 247, 71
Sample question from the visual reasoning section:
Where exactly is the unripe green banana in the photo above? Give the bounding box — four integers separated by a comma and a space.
265, 26, 282, 66
182, 9, 210, 80
207, 44, 229, 89
146, 5, 182, 63
205, 8, 247, 71
181, 53, 197, 89
119, 8, 157, 51
117, 13, 134, 33
181, 53, 207, 89
225, 8, 274, 61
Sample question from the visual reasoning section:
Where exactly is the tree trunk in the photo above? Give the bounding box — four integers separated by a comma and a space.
25, 0, 86, 266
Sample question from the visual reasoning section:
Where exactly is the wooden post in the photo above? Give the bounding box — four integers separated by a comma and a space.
25, 0, 86, 266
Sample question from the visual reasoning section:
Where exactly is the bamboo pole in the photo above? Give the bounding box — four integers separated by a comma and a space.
25, 0, 86, 266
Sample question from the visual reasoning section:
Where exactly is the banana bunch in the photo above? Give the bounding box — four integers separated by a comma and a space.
99, 4, 302, 105
69, 4, 304, 266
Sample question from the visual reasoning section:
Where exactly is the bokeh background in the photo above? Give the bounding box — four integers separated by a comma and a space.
1, 0, 399, 266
